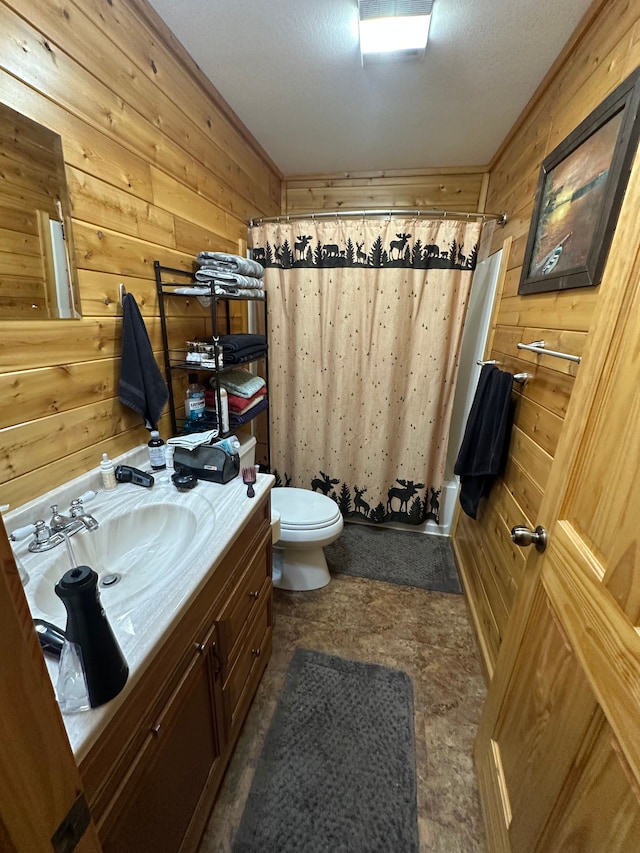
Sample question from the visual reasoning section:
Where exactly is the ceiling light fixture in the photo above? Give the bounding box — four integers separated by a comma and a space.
359, 0, 433, 63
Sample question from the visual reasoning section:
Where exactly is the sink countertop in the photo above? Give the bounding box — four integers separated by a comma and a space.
6, 445, 274, 762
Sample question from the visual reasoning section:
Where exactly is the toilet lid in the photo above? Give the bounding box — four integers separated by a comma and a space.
271, 487, 342, 530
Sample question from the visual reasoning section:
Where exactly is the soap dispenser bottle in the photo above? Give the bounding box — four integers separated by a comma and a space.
55, 565, 128, 708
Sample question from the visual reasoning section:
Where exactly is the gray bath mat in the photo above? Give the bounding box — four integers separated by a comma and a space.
231, 648, 418, 853
325, 522, 462, 593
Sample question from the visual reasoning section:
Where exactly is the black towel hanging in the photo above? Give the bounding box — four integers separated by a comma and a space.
453, 364, 515, 519
118, 292, 168, 430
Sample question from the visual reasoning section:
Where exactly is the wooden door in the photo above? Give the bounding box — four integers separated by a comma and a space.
0, 520, 102, 852
475, 153, 640, 851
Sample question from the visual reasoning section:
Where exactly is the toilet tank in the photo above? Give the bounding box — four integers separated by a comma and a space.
237, 432, 256, 469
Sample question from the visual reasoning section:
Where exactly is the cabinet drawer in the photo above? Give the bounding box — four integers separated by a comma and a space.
222, 593, 271, 731
218, 531, 271, 669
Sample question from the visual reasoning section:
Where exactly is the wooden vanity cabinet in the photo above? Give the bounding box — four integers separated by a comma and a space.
218, 536, 273, 735
99, 623, 223, 853
80, 494, 272, 853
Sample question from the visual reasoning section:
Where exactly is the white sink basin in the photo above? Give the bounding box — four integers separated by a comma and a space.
31, 502, 199, 622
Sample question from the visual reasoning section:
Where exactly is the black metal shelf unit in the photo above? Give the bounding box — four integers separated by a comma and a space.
154, 261, 270, 471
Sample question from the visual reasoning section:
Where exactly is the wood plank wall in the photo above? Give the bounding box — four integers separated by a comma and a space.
282, 167, 489, 215
453, 0, 640, 679
0, 0, 281, 509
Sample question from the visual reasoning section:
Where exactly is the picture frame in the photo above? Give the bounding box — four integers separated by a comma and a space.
518, 67, 640, 295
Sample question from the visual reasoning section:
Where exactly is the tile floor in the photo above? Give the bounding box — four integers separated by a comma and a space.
198, 573, 487, 853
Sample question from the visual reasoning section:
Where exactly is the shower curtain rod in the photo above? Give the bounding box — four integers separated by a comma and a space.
249, 209, 508, 227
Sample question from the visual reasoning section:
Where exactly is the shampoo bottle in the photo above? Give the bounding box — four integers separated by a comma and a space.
148, 430, 166, 470
185, 373, 206, 427
100, 453, 117, 491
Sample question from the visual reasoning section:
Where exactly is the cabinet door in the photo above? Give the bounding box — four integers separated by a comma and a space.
101, 630, 221, 853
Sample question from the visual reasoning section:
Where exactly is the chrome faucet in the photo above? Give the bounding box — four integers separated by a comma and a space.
69, 497, 99, 531
10, 493, 99, 553
50, 499, 99, 535
32, 519, 65, 552
49, 504, 75, 534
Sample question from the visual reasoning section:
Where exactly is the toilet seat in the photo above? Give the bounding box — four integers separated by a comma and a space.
271, 488, 341, 530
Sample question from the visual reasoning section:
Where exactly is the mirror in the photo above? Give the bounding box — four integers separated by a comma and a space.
0, 102, 81, 319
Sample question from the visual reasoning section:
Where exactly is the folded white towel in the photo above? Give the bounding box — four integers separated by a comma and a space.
172, 286, 211, 308
195, 269, 264, 289
196, 251, 264, 279
173, 286, 210, 295
167, 429, 218, 450
212, 285, 265, 300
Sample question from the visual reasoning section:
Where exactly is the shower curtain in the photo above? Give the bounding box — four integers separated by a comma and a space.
249, 217, 482, 526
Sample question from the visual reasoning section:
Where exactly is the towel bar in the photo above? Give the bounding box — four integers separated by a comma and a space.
517, 340, 581, 364
476, 360, 528, 385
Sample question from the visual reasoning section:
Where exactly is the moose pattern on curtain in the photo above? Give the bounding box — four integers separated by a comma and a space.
252, 229, 478, 271
250, 218, 481, 526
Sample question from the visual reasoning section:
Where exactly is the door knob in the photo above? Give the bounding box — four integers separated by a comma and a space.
511, 525, 548, 553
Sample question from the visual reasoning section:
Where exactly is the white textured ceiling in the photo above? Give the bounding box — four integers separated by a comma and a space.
147, 0, 593, 176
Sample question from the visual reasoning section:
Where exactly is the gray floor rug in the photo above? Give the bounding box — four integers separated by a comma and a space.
325, 522, 462, 594
231, 648, 418, 853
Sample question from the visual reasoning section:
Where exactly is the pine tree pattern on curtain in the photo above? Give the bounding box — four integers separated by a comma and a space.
250, 218, 482, 526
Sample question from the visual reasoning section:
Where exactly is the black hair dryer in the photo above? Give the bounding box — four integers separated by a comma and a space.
55, 566, 129, 708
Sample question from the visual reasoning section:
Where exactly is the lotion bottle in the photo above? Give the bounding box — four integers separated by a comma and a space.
100, 453, 117, 491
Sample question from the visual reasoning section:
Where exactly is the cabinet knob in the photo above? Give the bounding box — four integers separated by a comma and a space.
248, 590, 259, 600
195, 642, 206, 654
251, 647, 261, 657
151, 723, 161, 735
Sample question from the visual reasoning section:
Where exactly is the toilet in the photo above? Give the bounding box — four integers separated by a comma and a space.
237, 434, 344, 591
270, 487, 344, 590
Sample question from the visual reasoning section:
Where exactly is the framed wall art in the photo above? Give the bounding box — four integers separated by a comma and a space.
519, 67, 640, 295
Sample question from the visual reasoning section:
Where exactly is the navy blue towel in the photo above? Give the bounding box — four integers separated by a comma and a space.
224, 346, 267, 365
214, 334, 266, 353
118, 293, 168, 430
454, 364, 514, 519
